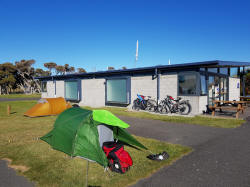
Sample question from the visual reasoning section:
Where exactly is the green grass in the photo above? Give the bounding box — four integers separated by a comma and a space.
84, 106, 245, 128
0, 101, 191, 187
0, 93, 41, 98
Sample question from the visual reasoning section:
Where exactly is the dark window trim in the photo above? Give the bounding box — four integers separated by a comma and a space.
64, 79, 81, 102
105, 76, 131, 105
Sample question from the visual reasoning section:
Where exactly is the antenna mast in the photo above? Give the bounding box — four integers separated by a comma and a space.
135, 40, 138, 67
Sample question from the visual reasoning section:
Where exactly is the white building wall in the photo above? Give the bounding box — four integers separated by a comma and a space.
229, 77, 240, 101
130, 76, 157, 108
55, 81, 65, 98
180, 96, 199, 115
79, 79, 106, 107
41, 81, 55, 98
199, 96, 208, 114
160, 74, 178, 99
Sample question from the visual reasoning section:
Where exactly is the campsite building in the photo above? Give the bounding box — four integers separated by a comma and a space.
37, 60, 250, 115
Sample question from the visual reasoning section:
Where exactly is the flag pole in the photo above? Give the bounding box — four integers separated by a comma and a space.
135, 40, 138, 68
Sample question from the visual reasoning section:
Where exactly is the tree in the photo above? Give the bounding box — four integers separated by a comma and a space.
64, 64, 75, 74
122, 66, 127, 70
108, 66, 115, 70
68, 66, 75, 73
15, 59, 40, 94
44, 62, 57, 74
77, 68, 87, 73
0, 63, 17, 94
35, 68, 51, 77
55, 65, 65, 75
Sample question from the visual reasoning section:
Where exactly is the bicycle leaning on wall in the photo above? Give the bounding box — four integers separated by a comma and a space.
132, 94, 157, 112
157, 95, 192, 115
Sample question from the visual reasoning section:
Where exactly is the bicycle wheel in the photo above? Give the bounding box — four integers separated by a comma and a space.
158, 103, 170, 114
179, 102, 191, 115
146, 99, 157, 112
132, 99, 140, 111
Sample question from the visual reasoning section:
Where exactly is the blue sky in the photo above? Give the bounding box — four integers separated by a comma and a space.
0, 0, 250, 72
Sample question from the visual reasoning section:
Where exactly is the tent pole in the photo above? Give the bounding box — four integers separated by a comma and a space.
86, 160, 89, 187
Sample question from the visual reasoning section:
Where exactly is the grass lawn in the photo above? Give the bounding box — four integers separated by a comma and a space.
0, 93, 41, 98
84, 106, 245, 128
0, 101, 191, 187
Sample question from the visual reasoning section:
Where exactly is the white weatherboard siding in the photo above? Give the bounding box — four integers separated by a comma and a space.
79, 79, 106, 107
130, 76, 157, 108
160, 74, 178, 100
229, 77, 240, 101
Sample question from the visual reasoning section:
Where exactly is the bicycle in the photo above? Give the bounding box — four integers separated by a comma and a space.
158, 95, 192, 115
132, 94, 157, 112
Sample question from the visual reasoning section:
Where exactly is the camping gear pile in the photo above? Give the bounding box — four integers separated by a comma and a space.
103, 141, 133, 174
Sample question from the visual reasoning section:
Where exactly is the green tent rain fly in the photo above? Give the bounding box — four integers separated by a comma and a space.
40, 107, 147, 168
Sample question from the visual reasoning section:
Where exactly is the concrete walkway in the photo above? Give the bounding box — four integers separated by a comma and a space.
118, 114, 250, 187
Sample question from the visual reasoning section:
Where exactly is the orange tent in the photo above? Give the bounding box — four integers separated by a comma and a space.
24, 97, 72, 117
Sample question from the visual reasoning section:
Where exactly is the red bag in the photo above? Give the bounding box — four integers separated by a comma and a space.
103, 141, 133, 174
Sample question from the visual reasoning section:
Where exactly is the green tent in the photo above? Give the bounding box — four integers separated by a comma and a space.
40, 107, 147, 167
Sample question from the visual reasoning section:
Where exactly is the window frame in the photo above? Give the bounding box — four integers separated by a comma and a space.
177, 71, 200, 96
105, 77, 131, 105
64, 79, 81, 102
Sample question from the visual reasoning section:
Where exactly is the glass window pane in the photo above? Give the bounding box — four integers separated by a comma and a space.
220, 68, 228, 75
208, 68, 218, 73
65, 81, 78, 100
178, 74, 197, 95
230, 67, 238, 77
200, 68, 206, 71
107, 79, 127, 103
200, 75, 207, 95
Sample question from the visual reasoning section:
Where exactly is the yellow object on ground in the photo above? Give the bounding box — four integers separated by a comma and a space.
24, 97, 72, 117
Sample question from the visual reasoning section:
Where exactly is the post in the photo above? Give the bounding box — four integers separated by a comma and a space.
7, 105, 11, 116
242, 66, 246, 96
85, 160, 89, 187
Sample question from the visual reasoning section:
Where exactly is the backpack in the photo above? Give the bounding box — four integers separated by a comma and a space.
102, 141, 133, 174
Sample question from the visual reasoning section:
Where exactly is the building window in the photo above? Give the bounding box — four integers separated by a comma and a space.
230, 67, 238, 77
208, 68, 218, 73
106, 78, 130, 104
41, 82, 47, 92
178, 73, 198, 95
65, 80, 80, 101
200, 75, 207, 95
220, 68, 228, 75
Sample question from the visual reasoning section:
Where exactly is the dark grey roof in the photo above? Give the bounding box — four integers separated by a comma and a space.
37, 60, 250, 80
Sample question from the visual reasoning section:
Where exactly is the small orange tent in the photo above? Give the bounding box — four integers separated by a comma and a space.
24, 97, 72, 117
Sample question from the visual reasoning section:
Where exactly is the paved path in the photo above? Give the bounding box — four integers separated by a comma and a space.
118, 115, 250, 187
0, 98, 40, 102
0, 160, 34, 187
0, 98, 37, 187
